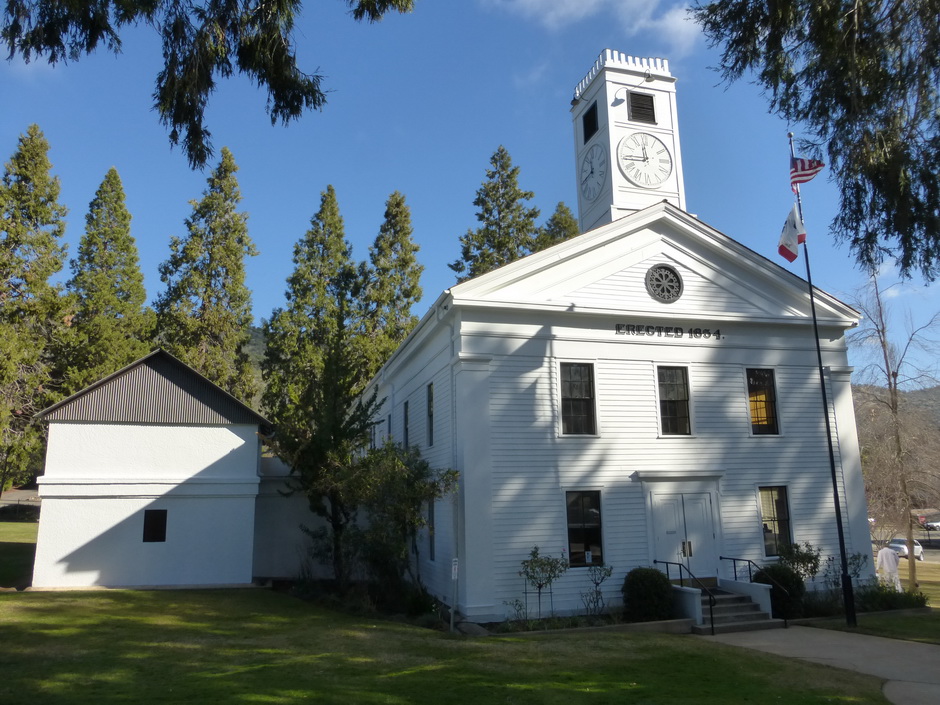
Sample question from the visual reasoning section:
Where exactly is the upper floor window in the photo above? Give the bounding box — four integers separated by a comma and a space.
658, 366, 691, 435
582, 102, 598, 143
747, 369, 779, 435
561, 362, 596, 435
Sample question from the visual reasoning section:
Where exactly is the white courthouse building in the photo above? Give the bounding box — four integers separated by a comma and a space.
367, 51, 874, 622
31, 51, 873, 623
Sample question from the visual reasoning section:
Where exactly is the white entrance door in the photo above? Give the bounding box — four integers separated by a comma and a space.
652, 492, 718, 578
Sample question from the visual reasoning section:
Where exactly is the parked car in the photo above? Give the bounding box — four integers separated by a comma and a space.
925, 520, 940, 531
888, 538, 925, 560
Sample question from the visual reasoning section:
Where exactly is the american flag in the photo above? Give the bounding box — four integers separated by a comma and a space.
790, 157, 825, 193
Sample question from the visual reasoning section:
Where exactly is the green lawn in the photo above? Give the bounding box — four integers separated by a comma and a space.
0, 520, 38, 588
809, 561, 940, 645
0, 589, 890, 705
902, 556, 940, 604
811, 609, 940, 645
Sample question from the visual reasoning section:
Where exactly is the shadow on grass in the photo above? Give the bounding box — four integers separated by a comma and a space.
0, 589, 890, 705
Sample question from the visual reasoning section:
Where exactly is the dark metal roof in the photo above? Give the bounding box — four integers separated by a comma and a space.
37, 349, 272, 432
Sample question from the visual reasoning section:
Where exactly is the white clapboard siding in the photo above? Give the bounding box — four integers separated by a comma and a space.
366, 203, 872, 621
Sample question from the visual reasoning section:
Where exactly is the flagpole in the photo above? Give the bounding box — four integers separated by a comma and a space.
788, 132, 856, 627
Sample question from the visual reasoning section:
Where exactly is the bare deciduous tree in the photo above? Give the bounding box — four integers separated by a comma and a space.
850, 275, 940, 586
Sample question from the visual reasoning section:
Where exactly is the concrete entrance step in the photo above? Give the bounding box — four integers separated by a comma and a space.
694, 589, 784, 635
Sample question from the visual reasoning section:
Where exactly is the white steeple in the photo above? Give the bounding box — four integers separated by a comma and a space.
571, 50, 687, 232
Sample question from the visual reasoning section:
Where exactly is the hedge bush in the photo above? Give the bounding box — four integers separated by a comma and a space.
754, 563, 805, 619
855, 581, 929, 612
621, 567, 674, 622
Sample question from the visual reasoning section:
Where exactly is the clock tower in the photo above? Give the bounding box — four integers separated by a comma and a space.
571, 50, 687, 232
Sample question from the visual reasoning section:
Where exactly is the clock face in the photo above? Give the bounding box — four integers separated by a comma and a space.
579, 143, 608, 202
617, 132, 673, 188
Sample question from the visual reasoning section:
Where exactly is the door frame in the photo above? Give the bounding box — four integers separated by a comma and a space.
633, 470, 724, 579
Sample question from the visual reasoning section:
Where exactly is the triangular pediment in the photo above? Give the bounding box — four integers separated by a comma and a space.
448, 203, 858, 326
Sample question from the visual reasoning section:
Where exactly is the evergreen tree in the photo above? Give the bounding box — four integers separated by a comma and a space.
449, 146, 540, 282
263, 185, 353, 406
155, 147, 257, 401
533, 201, 580, 253
359, 191, 422, 375
692, 0, 940, 279
59, 168, 154, 395
2, 1, 418, 168
0, 125, 67, 495
263, 185, 377, 589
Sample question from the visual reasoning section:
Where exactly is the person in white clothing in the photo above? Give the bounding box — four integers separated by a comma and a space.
876, 542, 901, 591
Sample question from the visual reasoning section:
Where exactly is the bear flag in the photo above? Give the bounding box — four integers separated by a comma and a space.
778, 204, 806, 262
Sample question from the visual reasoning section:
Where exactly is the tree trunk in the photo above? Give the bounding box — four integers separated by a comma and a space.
875, 276, 917, 588
329, 492, 347, 592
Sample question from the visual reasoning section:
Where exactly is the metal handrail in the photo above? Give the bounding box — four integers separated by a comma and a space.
720, 555, 790, 628
653, 559, 717, 635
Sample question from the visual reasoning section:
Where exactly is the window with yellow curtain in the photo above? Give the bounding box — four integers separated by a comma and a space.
747, 368, 779, 435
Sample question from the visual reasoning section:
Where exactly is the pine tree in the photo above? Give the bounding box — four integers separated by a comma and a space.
359, 191, 423, 375
533, 201, 580, 253
0, 125, 67, 495
59, 168, 154, 395
155, 147, 257, 401
692, 0, 940, 279
263, 185, 353, 406
263, 185, 378, 589
449, 146, 540, 282
2, 1, 418, 168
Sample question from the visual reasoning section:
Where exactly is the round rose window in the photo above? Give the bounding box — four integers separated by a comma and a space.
645, 265, 683, 303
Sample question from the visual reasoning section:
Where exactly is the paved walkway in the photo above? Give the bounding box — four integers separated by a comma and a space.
0, 488, 40, 504
700, 625, 940, 705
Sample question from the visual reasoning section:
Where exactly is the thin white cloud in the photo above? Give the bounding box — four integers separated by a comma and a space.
1, 53, 58, 82
482, 0, 609, 29
871, 262, 940, 301
482, 0, 702, 57
512, 59, 551, 90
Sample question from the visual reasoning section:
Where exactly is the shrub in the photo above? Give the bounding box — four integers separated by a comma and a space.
621, 567, 673, 622
519, 546, 568, 619
580, 564, 614, 616
802, 587, 844, 617
754, 563, 805, 619
777, 541, 821, 581
855, 581, 929, 612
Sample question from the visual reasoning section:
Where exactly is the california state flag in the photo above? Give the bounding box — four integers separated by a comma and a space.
778, 204, 806, 262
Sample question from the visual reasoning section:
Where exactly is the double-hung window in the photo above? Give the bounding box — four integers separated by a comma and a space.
747, 368, 779, 435
566, 491, 603, 566
428, 500, 435, 561
403, 401, 410, 447
759, 486, 791, 557
426, 383, 434, 447
658, 366, 691, 435
560, 362, 596, 435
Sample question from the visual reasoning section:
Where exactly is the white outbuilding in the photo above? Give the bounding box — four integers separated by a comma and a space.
32, 349, 279, 588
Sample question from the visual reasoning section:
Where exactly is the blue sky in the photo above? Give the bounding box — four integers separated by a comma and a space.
2, 0, 937, 378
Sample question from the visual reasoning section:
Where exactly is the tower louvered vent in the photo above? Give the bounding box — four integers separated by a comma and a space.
629, 92, 656, 124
